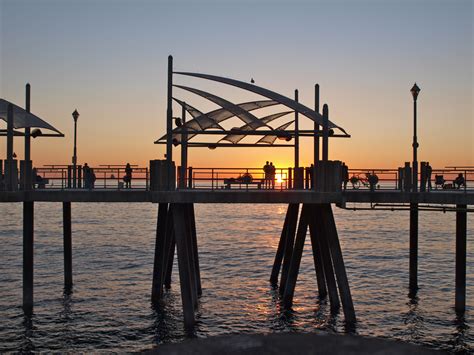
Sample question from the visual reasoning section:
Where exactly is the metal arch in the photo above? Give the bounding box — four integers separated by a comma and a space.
0, 99, 63, 134
219, 111, 293, 144
174, 71, 347, 134
174, 85, 271, 130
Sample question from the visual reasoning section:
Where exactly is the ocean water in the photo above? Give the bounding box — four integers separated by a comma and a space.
0, 202, 472, 352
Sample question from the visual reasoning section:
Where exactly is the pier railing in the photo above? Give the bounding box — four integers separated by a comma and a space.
11, 165, 474, 192
35, 165, 149, 190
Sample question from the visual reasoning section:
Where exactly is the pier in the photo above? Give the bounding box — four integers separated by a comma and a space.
1, 57, 472, 329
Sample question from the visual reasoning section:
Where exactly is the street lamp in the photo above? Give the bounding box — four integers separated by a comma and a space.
72, 109, 79, 188
410, 83, 420, 192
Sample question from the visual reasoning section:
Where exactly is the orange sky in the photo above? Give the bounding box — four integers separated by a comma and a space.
1, 1, 472, 170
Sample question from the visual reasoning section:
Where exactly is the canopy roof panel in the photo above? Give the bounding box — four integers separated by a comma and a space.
0, 99, 62, 134
175, 85, 270, 130
220, 111, 292, 144
174, 71, 347, 134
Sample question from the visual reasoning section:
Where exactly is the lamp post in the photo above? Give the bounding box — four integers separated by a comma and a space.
410, 83, 420, 192
72, 109, 79, 188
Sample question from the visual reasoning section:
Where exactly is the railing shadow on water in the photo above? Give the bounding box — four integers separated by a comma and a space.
30, 165, 474, 192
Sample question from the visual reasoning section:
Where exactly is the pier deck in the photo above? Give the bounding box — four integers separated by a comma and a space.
1, 189, 473, 205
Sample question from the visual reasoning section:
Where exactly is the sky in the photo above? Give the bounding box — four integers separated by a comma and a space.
0, 0, 472, 170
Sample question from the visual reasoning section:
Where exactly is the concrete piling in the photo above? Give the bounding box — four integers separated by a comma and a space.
409, 202, 418, 295
164, 206, 175, 289
320, 204, 356, 323
152, 203, 169, 302
270, 205, 291, 285
455, 204, 467, 313
173, 203, 196, 328
279, 203, 299, 294
282, 204, 310, 308
188, 204, 202, 296
308, 209, 327, 299
23, 201, 34, 314
312, 205, 340, 310
63, 202, 73, 291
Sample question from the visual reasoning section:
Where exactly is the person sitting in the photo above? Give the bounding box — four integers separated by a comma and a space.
453, 173, 465, 189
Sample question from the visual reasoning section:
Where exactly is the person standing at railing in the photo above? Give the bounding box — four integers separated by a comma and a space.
263, 161, 270, 189
83, 163, 91, 189
426, 162, 432, 191
269, 162, 276, 189
124, 163, 133, 188
341, 163, 349, 190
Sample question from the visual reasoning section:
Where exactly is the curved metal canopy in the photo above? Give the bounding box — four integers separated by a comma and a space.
174, 71, 347, 134
155, 99, 281, 144
175, 85, 270, 130
220, 111, 292, 144
0, 99, 62, 134
257, 121, 294, 145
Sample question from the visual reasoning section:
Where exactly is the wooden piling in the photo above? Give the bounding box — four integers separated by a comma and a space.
409, 202, 418, 294
282, 204, 310, 308
270, 204, 291, 285
172, 203, 196, 328
455, 204, 467, 313
308, 206, 327, 298
320, 204, 356, 323
151, 203, 168, 302
279, 203, 299, 294
23, 201, 34, 314
63, 202, 73, 291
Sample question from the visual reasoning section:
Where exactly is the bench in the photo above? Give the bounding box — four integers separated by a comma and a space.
223, 179, 263, 189
35, 178, 49, 189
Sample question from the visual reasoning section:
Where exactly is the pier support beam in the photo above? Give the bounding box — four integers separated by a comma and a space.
63, 202, 73, 291
152, 203, 169, 302
173, 203, 196, 328
308, 209, 327, 299
455, 204, 467, 313
280, 204, 355, 322
270, 205, 291, 285
282, 204, 310, 307
409, 203, 418, 295
279, 204, 299, 294
23, 201, 34, 314
312, 206, 339, 310
320, 204, 356, 323
188, 204, 201, 296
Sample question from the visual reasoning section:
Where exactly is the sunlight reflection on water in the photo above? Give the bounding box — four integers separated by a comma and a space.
0, 202, 472, 352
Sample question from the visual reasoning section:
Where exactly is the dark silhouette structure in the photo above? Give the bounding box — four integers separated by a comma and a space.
0, 60, 471, 331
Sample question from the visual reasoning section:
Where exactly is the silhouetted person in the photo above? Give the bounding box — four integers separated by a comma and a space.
367, 172, 379, 192
269, 162, 276, 189
89, 168, 96, 189
454, 173, 465, 189
124, 163, 133, 188
83, 163, 92, 189
341, 163, 349, 190
426, 163, 432, 191
263, 161, 270, 189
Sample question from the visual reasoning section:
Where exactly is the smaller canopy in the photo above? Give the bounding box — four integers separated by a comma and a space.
0, 99, 63, 134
